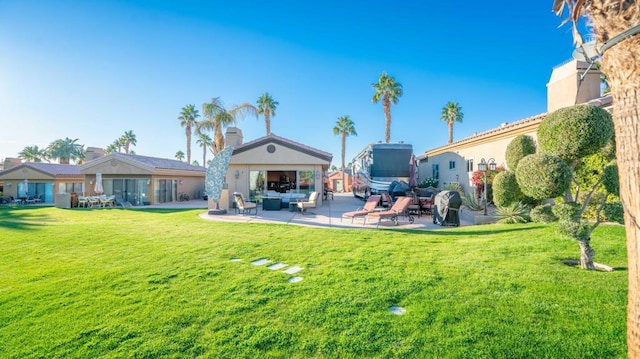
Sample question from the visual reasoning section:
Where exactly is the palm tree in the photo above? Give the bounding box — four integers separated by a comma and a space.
178, 104, 200, 164
175, 150, 185, 161
104, 143, 117, 154
372, 72, 403, 143
332, 115, 357, 192
200, 97, 257, 154
196, 132, 212, 167
440, 102, 464, 144
121, 130, 137, 154
18, 145, 46, 162
46, 138, 85, 164
257, 92, 279, 135
554, 1, 640, 354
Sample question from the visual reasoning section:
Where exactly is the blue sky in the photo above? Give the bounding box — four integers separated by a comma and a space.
0, 1, 578, 167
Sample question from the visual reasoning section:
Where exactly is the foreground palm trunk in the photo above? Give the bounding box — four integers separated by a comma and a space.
588, 3, 640, 355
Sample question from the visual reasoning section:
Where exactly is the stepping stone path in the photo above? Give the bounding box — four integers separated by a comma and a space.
236, 258, 304, 283
389, 306, 406, 315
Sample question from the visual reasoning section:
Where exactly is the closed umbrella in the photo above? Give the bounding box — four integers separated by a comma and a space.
408, 154, 417, 188
94, 173, 104, 194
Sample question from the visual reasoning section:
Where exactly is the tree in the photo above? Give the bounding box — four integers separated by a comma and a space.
200, 97, 257, 154
46, 138, 85, 164
178, 104, 200, 164
257, 92, 279, 135
516, 105, 615, 271
104, 143, 117, 154
332, 115, 357, 192
121, 130, 137, 154
553, 2, 640, 353
505, 135, 537, 170
440, 102, 464, 144
18, 145, 46, 162
175, 150, 185, 161
196, 132, 212, 167
371, 72, 403, 143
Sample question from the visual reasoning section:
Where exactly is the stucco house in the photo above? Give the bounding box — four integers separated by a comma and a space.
417, 59, 612, 194
0, 163, 83, 203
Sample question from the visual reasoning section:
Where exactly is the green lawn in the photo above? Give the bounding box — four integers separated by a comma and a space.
0, 206, 628, 358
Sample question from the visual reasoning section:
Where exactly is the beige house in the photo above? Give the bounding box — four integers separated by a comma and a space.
79, 153, 206, 205
221, 128, 333, 210
0, 163, 83, 203
418, 59, 612, 194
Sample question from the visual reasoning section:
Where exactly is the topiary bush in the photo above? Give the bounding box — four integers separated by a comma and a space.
515, 153, 571, 200
602, 161, 619, 196
603, 202, 624, 224
537, 105, 614, 163
505, 134, 536, 170
552, 202, 581, 221
492, 171, 524, 207
530, 203, 557, 223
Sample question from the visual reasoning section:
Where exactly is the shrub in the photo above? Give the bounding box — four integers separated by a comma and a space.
505, 135, 536, 170
537, 105, 614, 162
530, 204, 557, 223
418, 178, 439, 188
557, 219, 591, 242
602, 161, 619, 196
443, 182, 464, 196
603, 202, 624, 224
552, 202, 581, 221
492, 171, 523, 207
495, 202, 531, 224
516, 153, 572, 200
462, 189, 482, 211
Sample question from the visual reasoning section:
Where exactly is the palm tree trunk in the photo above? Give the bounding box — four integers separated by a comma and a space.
590, 9, 640, 354
266, 113, 271, 135
341, 134, 346, 192
383, 97, 391, 143
448, 123, 454, 144
186, 126, 192, 164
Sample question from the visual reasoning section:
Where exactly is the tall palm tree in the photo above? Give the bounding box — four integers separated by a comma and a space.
18, 145, 46, 162
46, 138, 85, 164
178, 104, 200, 164
196, 132, 212, 167
200, 97, 257, 154
554, 1, 640, 354
440, 102, 464, 144
112, 139, 123, 153
175, 150, 185, 161
104, 143, 117, 154
332, 115, 357, 192
257, 92, 279, 135
372, 72, 403, 143
121, 130, 137, 154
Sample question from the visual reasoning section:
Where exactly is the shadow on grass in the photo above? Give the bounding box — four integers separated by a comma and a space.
391, 224, 546, 236
128, 208, 204, 214
0, 206, 50, 231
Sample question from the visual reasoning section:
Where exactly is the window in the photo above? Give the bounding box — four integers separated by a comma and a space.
59, 182, 84, 194
449, 161, 456, 170
467, 159, 474, 172
432, 164, 439, 180
249, 170, 266, 201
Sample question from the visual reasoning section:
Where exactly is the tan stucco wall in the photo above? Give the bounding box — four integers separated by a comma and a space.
231, 143, 328, 165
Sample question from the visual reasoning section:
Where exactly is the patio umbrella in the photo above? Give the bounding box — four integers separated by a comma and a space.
408, 154, 417, 188
94, 172, 104, 194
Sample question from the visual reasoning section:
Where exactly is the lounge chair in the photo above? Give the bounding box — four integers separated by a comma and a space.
366, 196, 414, 228
296, 191, 319, 214
233, 192, 258, 215
380, 192, 393, 209
341, 195, 381, 224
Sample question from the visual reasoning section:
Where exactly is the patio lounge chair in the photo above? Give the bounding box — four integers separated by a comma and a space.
341, 195, 381, 224
366, 196, 414, 228
233, 192, 258, 215
296, 191, 319, 214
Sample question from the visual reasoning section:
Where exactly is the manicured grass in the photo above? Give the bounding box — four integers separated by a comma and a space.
0, 206, 628, 358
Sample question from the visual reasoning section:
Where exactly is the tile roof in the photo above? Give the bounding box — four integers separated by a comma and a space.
109, 153, 206, 172
0, 162, 81, 176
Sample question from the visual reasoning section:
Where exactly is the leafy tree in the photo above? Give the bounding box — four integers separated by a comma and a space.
178, 104, 200, 164
256, 92, 279, 135
192, 160, 199, 166
330, 165, 337, 171
18, 145, 46, 162
196, 132, 212, 167
46, 138, 85, 164
121, 130, 137, 154
505, 135, 536, 170
175, 150, 185, 161
516, 105, 616, 271
333, 115, 357, 191
440, 102, 464, 144
199, 97, 256, 154
371, 72, 402, 143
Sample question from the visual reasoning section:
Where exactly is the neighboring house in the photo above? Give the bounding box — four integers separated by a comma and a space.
79, 152, 205, 205
0, 163, 83, 203
417, 59, 612, 194
326, 169, 353, 193
224, 128, 333, 208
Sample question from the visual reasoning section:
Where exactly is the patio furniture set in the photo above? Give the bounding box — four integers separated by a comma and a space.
233, 191, 319, 215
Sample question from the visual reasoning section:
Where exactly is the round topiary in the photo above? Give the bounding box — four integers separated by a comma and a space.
602, 161, 619, 196
530, 203, 557, 223
515, 153, 571, 200
492, 171, 523, 207
537, 105, 614, 162
505, 135, 536, 170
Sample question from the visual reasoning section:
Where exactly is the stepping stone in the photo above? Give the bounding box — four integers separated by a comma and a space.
389, 306, 406, 315
283, 266, 303, 274
251, 258, 271, 266
288, 276, 303, 283
267, 263, 288, 270
230, 258, 242, 262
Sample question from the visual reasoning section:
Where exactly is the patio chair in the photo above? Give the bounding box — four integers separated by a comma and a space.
341, 195, 381, 224
296, 191, 319, 214
366, 196, 414, 228
233, 192, 258, 215
407, 192, 421, 217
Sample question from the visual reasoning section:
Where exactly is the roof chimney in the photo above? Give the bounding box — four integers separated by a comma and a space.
225, 127, 243, 148
547, 59, 602, 113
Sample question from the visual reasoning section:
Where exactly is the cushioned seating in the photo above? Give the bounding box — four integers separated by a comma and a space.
296, 191, 319, 214
233, 192, 258, 215
341, 195, 381, 224
366, 196, 414, 228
